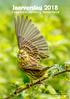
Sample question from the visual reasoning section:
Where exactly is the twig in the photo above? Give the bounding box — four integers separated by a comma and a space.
5, 70, 70, 99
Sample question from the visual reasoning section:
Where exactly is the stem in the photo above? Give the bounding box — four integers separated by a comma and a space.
5, 70, 70, 99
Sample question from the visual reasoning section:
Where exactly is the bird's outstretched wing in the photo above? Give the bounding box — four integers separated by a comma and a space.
14, 15, 48, 60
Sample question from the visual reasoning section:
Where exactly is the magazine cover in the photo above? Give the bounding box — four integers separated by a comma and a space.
0, 0, 70, 99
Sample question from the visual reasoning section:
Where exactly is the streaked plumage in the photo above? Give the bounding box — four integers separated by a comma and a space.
14, 15, 49, 80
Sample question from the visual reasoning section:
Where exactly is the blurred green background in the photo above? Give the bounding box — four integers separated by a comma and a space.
0, 0, 70, 99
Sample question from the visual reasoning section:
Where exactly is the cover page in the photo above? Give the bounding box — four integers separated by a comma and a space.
0, 0, 70, 99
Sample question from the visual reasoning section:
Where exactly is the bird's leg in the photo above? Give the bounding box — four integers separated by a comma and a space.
26, 77, 34, 88
35, 77, 44, 85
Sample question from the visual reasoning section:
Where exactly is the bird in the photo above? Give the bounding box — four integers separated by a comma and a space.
14, 15, 51, 80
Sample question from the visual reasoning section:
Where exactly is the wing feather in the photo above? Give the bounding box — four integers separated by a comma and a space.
14, 15, 48, 60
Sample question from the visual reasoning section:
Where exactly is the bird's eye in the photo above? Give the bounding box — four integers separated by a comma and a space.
18, 54, 21, 59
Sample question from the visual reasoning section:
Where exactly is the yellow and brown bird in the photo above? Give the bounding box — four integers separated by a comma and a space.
14, 15, 50, 80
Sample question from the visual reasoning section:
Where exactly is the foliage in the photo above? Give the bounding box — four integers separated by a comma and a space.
0, 4, 70, 99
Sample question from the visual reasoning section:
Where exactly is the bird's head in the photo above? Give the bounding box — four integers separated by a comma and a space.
18, 49, 29, 61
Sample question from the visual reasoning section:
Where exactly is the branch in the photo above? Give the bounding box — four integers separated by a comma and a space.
5, 69, 70, 99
